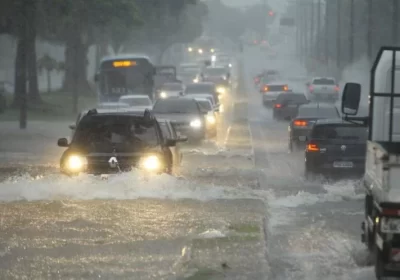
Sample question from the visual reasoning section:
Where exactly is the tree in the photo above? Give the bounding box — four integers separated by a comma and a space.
126, 0, 207, 63
38, 0, 140, 94
37, 54, 64, 93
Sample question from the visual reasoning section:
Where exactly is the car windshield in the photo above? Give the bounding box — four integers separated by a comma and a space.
153, 99, 199, 114
312, 125, 368, 141
298, 106, 339, 118
158, 122, 171, 138
73, 115, 158, 148
196, 100, 212, 111
313, 78, 335, 85
119, 97, 151, 106
203, 68, 226, 76
185, 84, 214, 94
162, 83, 182, 91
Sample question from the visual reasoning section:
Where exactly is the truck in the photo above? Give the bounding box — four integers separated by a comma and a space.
341, 46, 400, 279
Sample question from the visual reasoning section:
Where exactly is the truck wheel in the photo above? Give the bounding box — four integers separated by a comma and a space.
374, 245, 385, 280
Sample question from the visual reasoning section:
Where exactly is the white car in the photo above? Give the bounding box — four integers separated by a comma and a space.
157, 82, 185, 99
118, 95, 153, 111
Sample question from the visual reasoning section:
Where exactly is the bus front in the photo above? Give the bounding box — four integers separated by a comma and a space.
96, 58, 154, 102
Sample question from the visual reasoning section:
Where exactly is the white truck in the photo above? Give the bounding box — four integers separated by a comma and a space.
306, 77, 340, 103
341, 46, 400, 279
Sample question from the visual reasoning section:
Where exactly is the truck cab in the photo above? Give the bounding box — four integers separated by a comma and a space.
341, 46, 400, 279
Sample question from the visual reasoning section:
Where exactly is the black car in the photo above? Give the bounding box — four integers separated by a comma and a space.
273, 93, 309, 120
152, 97, 208, 143
57, 109, 181, 175
288, 103, 340, 152
304, 119, 368, 179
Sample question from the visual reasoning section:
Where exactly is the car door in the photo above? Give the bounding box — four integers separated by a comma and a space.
167, 122, 182, 166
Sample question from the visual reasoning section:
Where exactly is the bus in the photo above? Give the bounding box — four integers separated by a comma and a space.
95, 54, 156, 102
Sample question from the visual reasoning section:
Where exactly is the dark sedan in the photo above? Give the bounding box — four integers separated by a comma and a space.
288, 103, 340, 152
304, 119, 368, 179
273, 93, 308, 121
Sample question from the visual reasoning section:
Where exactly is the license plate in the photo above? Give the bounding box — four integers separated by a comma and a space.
333, 161, 353, 168
298, 136, 306, 141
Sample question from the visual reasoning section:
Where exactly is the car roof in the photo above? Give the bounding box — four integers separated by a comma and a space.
314, 118, 367, 126
299, 102, 337, 109
119, 95, 150, 99
98, 102, 130, 106
101, 54, 151, 63
266, 81, 289, 85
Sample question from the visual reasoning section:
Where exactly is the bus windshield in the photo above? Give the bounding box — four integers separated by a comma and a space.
98, 58, 153, 100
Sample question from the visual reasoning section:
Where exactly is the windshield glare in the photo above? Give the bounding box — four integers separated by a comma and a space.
197, 100, 212, 111
153, 100, 199, 114
73, 116, 158, 147
313, 78, 335, 85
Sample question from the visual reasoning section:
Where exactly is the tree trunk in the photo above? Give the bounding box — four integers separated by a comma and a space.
47, 70, 51, 93
63, 33, 91, 95
12, 36, 25, 108
26, 3, 41, 104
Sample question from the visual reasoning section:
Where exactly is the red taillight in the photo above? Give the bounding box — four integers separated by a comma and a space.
263, 86, 269, 92
382, 208, 400, 216
293, 120, 308, 127
283, 85, 288, 91
309, 85, 314, 92
334, 85, 340, 91
306, 143, 319, 152
275, 103, 282, 108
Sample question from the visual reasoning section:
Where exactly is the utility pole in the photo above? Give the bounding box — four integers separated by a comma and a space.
310, 1, 315, 55
367, 0, 372, 59
349, 0, 354, 63
393, 0, 398, 45
296, 0, 300, 56
336, 0, 341, 71
303, 3, 309, 61
324, 0, 329, 63
316, 0, 321, 59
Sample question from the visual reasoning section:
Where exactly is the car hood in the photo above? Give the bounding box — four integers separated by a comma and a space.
153, 113, 200, 122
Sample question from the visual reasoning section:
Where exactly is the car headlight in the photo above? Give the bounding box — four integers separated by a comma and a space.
188, 47, 193, 52
141, 155, 162, 171
160, 92, 167, 98
193, 78, 199, 83
229, 63, 232, 68
65, 155, 87, 171
190, 119, 202, 128
217, 87, 226, 94
219, 104, 224, 113
206, 115, 216, 124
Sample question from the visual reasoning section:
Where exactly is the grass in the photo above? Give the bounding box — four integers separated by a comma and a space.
0, 91, 97, 121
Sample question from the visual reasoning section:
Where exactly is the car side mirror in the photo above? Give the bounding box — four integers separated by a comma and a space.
214, 107, 220, 112
57, 138, 69, 147
341, 82, 361, 116
200, 109, 208, 115
69, 124, 76, 130
165, 138, 177, 147
177, 135, 188, 142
